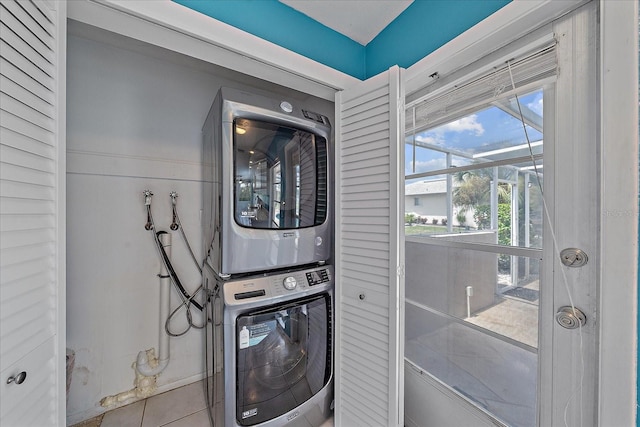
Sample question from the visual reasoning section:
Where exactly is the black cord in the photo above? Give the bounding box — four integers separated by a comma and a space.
144, 199, 205, 337
154, 230, 204, 312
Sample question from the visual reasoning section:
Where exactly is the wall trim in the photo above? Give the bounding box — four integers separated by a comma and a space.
68, 0, 359, 101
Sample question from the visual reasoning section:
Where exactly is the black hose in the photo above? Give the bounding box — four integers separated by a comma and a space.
204, 285, 219, 427
154, 230, 204, 312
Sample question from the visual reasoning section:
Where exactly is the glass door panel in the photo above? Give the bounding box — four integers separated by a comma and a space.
404, 88, 544, 427
233, 119, 328, 229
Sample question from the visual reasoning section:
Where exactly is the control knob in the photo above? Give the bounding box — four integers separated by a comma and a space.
283, 276, 297, 290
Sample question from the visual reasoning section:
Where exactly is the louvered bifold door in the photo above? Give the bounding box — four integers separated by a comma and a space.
0, 0, 65, 425
335, 66, 405, 427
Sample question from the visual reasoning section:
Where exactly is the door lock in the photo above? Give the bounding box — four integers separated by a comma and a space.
559, 248, 588, 267
556, 306, 587, 329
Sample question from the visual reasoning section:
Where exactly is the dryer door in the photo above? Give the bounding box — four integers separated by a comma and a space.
233, 119, 329, 229
235, 293, 331, 426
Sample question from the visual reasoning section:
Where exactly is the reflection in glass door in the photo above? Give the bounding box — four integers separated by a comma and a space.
404, 86, 546, 427
271, 162, 281, 227
233, 118, 328, 230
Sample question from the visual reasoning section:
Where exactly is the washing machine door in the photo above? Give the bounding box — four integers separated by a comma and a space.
235, 293, 331, 426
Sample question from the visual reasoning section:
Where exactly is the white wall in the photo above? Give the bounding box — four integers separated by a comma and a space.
405, 232, 498, 319
405, 194, 446, 219
404, 363, 495, 427
65, 23, 334, 424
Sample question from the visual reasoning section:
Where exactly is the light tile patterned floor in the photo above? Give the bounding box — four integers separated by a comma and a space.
71, 380, 334, 427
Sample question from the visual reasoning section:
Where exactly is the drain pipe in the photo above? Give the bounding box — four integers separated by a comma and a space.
136, 232, 171, 376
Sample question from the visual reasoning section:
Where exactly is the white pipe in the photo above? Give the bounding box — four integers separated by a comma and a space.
136, 232, 171, 377
466, 285, 474, 319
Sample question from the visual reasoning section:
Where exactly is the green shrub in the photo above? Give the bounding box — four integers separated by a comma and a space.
473, 205, 491, 229
498, 204, 511, 272
405, 213, 416, 225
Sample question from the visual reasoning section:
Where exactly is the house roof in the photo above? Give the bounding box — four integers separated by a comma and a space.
405, 179, 447, 196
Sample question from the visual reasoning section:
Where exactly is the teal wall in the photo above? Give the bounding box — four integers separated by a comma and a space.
173, 0, 366, 78
173, 0, 509, 80
365, 0, 509, 77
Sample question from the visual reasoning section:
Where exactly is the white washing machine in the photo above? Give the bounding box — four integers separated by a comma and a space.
204, 264, 334, 427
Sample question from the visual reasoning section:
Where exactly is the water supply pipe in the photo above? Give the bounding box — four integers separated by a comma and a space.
136, 231, 171, 377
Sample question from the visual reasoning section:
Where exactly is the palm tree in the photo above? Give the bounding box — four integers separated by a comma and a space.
452, 169, 510, 214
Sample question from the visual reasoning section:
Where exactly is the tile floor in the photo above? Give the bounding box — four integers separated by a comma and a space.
70, 380, 334, 427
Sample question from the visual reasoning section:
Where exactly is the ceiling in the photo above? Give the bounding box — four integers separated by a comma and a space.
279, 0, 414, 45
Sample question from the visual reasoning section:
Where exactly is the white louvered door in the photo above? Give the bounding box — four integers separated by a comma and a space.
335, 66, 405, 427
0, 0, 65, 425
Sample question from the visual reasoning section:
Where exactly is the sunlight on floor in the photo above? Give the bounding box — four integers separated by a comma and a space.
466, 281, 539, 348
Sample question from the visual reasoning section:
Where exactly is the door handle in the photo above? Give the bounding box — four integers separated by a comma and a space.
6, 371, 27, 385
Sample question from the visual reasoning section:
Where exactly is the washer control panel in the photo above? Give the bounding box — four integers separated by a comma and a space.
224, 265, 333, 306
270, 270, 307, 297
282, 276, 297, 290
306, 269, 330, 286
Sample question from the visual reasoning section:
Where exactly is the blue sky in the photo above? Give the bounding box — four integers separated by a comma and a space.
406, 90, 544, 178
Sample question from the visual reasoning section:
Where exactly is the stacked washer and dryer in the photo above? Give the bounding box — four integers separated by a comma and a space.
202, 87, 334, 427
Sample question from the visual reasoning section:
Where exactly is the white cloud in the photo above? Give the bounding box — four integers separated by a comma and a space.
405, 158, 447, 175
527, 94, 543, 116
414, 114, 484, 146
439, 115, 484, 136
415, 134, 441, 145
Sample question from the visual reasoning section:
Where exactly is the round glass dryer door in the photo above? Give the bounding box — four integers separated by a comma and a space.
233, 119, 328, 230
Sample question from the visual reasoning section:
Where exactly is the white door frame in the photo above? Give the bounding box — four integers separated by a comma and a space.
405, 1, 637, 426
596, 1, 638, 425
56, 1, 68, 424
